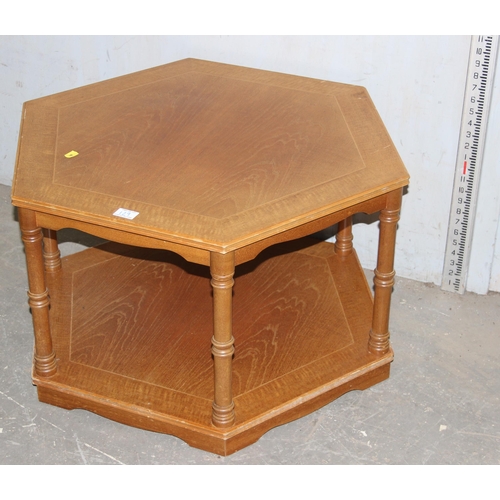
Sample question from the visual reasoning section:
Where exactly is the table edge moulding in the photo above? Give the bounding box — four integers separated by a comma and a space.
11, 58, 409, 455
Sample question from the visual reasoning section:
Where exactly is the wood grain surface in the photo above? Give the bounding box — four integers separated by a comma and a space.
13, 59, 408, 454
12, 58, 408, 252
34, 238, 391, 453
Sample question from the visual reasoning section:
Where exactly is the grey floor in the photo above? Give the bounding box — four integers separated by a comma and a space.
1, 183, 499, 465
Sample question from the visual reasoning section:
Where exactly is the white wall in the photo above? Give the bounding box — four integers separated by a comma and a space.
1, 36, 499, 293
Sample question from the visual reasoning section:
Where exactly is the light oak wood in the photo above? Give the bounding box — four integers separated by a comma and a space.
42, 228, 61, 272
369, 189, 402, 354
335, 216, 353, 257
11, 59, 409, 455
12, 58, 408, 254
210, 251, 236, 427
18, 208, 57, 377
33, 238, 392, 455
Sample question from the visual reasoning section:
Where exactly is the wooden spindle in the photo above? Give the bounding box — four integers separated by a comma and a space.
210, 251, 236, 427
42, 228, 61, 272
19, 209, 57, 377
335, 216, 353, 256
368, 189, 402, 355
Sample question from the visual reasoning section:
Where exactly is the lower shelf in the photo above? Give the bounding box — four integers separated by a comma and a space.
35, 238, 393, 455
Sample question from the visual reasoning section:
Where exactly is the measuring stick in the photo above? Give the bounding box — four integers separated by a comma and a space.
442, 35, 499, 294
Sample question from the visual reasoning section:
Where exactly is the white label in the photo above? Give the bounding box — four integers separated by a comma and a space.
113, 208, 139, 220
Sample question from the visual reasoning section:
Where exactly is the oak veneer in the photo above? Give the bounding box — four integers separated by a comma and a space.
12, 59, 409, 455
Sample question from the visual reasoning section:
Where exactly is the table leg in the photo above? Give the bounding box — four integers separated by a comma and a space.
18, 209, 57, 377
42, 229, 61, 272
368, 189, 402, 354
335, 216, 353, 256
210, 252, 236, 427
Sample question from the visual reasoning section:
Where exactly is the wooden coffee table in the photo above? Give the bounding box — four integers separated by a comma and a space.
11, 59, 409, 455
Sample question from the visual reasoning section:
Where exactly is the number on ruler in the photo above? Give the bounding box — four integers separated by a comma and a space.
442, 35, 498, 293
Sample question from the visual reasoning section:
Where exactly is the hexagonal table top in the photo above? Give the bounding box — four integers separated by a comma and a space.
12, 59, 408, 251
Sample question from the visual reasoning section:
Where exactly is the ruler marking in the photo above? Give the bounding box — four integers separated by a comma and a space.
442, 35, 499, 293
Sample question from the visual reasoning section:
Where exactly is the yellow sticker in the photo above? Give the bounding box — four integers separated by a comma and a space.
64, 150, 79, 158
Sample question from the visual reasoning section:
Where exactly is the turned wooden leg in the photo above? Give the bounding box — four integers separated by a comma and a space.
19, 209, 57, 377
368, 189, 402, 355
210, 252, 236, 427
42, 229, 61, 272
335, 216, 353, 256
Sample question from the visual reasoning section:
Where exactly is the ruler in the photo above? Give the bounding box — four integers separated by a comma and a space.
442, 35, 499, 294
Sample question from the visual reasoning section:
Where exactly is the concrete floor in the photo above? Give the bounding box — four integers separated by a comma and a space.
1, 183, 499, 465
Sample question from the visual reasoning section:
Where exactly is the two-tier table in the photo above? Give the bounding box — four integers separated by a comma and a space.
11, 58, 409, 455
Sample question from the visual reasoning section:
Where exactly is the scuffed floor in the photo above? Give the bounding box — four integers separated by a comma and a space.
1, 183, 499, 464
